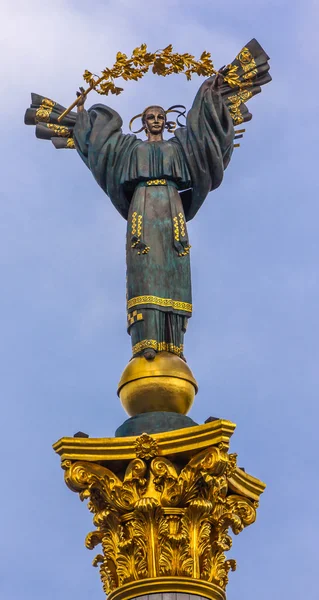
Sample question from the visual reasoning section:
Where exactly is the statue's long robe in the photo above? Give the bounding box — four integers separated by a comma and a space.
73, 77, 234, 357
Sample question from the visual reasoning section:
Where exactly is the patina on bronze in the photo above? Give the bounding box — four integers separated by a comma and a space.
25, 38, 271, 417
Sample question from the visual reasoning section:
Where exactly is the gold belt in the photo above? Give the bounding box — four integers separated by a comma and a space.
146, 179, 167, 186
137, 179, 178, 189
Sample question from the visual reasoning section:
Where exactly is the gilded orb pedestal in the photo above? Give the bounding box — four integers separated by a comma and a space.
118, 352, 198, 417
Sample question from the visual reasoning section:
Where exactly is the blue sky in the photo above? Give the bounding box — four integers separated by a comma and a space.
2, 0, 318, 599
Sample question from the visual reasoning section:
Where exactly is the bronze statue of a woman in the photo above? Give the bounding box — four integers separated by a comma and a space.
73, 73, 234, 362
25, 39, 271, 421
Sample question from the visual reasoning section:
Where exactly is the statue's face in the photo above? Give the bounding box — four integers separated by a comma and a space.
143, 107, 166, 135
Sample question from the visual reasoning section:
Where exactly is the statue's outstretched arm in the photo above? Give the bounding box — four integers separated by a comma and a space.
24, 90, 125, 155
214, 38, 271, 127
174, 39, 271, 222
24, 94, 79, 149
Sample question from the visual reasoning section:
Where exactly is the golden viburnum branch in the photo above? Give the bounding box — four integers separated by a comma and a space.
58, 45, 216, 122
82, 45, 218, 95
58, 43, 241, 123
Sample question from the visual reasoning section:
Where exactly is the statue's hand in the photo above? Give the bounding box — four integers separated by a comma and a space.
212, 66, 227, 90
76, 87, 87, 111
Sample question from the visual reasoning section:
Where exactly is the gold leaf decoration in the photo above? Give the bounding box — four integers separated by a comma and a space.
63, 445, 259, 597
47, 123, 70, 137
134, 433, 159, 460
82, 44, 219, 97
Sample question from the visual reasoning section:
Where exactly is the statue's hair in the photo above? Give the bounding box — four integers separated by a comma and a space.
129, 105, 187, 134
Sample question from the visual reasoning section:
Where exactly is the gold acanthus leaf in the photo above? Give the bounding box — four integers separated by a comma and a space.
62, 445, 262, 596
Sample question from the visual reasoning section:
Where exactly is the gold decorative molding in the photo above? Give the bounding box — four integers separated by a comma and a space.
108, 577, 226, 600
134, 433, 159, 460
53, 419, 235, 463
60, 436, 265, 599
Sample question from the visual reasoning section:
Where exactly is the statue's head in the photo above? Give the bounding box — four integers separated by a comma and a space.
129, 105, 186, 136
142, 106, 166, 137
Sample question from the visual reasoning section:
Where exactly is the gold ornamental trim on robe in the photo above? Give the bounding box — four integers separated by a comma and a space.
127, 295, 192, 313
132, 339, 183, 357
35, 98, 55, 122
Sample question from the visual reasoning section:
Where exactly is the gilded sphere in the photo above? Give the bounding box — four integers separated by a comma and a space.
117, 351, 198, 417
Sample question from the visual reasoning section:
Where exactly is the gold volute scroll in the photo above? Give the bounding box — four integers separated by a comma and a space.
60, 432, 265, 600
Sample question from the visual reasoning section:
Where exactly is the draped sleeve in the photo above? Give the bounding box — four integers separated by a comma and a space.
24, 40, 269, 223
173, 77, 235, 222
73, 104, 141, 220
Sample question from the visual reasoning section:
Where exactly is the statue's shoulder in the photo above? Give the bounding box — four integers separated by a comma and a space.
88, 103, 123, 127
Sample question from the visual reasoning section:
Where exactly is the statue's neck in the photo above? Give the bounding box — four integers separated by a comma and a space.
146, 133, 164, 143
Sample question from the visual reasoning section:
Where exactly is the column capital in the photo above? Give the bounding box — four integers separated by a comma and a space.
54, 422, 265, 600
